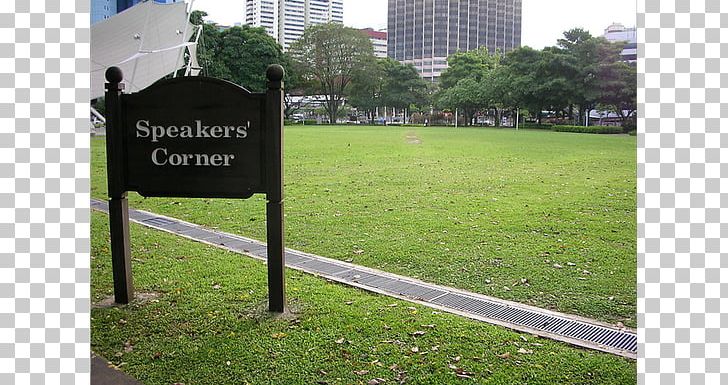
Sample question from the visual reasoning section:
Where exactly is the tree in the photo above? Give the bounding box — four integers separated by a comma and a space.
380, 59, 430, 113
348, 56, 386, 123
288, 23, 374, 124
190, 11, 284, 92
436, 78, 485, 126
554, 28, 625, 125
436, 48, 502, 126
439, 47, 501, 89
280, 52, 317, 119
598, 61, 636, 128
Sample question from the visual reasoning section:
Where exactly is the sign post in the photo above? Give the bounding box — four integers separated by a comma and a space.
103, 65, 286, 312
265, 66, 285, 313
105, 67, 134, 304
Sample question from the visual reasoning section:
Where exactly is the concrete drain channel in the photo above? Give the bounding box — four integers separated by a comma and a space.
91, 199, 637, 359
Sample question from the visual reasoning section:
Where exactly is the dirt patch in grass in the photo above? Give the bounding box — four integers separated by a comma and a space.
405, 131, 422, 144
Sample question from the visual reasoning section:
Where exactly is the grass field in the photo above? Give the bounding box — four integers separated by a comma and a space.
91, 212, 636, 385
91, 125, 636, 326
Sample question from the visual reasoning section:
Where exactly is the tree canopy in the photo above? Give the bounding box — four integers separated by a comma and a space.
190, 10, 285, 92
436, 28, 636, 127
287, 23, 374, 123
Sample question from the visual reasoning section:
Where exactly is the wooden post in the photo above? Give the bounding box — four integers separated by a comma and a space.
104, 67, 134, 304
265, 64, 286, 313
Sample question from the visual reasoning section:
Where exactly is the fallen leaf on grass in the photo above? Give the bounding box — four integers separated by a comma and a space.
212, 283, 221, 290
567, 262, 576, 266
368, 378, 387, 385
271, 332, 287, 339
411, 331, 426, 337
420, 324, 436, 329
517, 348, 533, 354
410, 346, 419, 353
354, 370, 370, 375
123, 341, 133, 353
552, 264, 563, 269
497, 352, 512, 359
335, 338, 345, 344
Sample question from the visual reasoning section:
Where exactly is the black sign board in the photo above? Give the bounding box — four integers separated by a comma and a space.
104, 65, 286, 312
122, 77, 266, 198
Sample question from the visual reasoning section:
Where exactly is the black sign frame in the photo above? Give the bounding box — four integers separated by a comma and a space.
104, 65, 286, 312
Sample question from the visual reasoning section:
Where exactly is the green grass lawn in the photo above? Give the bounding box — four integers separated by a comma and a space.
91, 212, 636, 385
91, 125, 636, 326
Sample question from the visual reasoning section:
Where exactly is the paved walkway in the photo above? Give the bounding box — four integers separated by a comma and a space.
91, 199, 636, 359
91, 352, 144, 385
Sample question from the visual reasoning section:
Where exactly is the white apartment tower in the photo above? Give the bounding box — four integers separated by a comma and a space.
245, 0, 344, 49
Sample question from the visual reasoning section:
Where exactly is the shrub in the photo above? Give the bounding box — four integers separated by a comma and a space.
621, 118, 636, 133
519, 123, 553, 129
284, 119, 303, 125
551, 125, 624, 134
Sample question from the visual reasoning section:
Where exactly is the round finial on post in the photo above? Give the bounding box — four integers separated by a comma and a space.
105, 66, 124, 84
266, 64, 285, 82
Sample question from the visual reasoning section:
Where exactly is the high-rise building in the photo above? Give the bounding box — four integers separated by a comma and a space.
603, 22, 637, 63
387, 0, 522, 81
359, 28, 388, 58
244, 0, 344, 50
91, 0, 117, 24
91, 0, 181, 24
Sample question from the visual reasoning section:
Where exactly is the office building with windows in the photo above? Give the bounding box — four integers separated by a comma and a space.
387, 0, 522, 81
92, 0, 181, 24
360, 28, 388, 58
603, 22, 637, 63
244, 0, 344, 50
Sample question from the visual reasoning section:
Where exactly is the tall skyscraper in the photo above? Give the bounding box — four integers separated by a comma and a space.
244, 0, 344, 50
91, 0, 181, 24
91, 0, 117, 24
387, 0, 522, 81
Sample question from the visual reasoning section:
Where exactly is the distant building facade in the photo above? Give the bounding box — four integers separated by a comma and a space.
244, 0, 344, 50
91, 0, 181, 24
91, 0, 117, 24
387, 0, 522, 81
360, 28, 388, 58
603, 22, 636, 63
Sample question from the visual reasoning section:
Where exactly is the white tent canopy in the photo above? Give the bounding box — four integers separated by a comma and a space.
90, 0, 199, 100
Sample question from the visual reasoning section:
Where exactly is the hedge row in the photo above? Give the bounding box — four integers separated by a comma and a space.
519, 123, 553, 129
551, 125, 624, 134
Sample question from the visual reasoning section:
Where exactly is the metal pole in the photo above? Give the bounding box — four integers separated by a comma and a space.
265, 64, 286, 313
104, 67, 134, 304
516, 108, 519, 130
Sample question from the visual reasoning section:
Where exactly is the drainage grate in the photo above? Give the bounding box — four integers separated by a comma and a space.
142, 217, 177, 227
91, 199, 637, 359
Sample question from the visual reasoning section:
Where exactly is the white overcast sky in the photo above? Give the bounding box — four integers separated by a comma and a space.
190, 0, 636, 50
